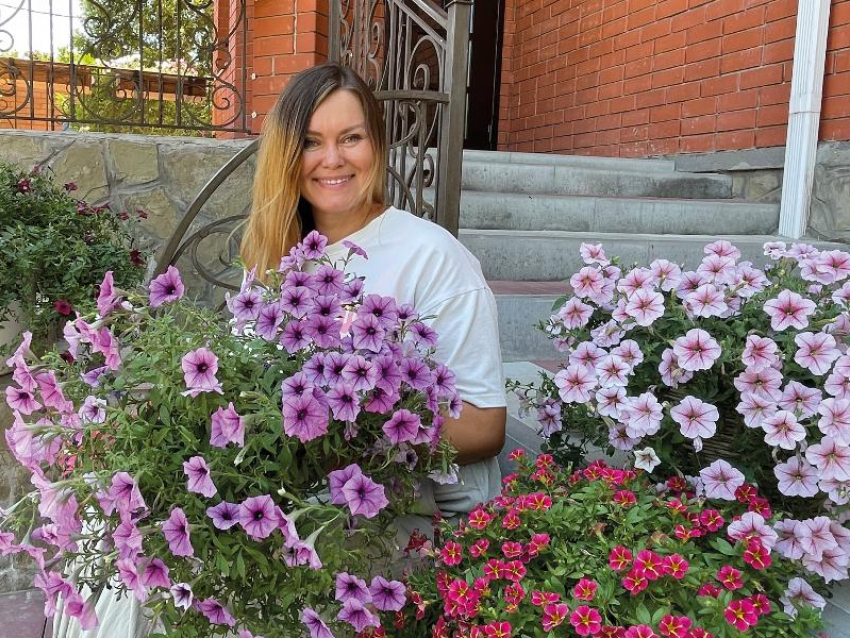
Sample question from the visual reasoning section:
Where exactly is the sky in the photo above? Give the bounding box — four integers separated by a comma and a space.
2, 0, 85, 56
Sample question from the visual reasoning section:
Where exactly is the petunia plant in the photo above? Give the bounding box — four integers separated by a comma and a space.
1, 232, 459, 637
510, 241, 850, 544
400, 452, 832, 637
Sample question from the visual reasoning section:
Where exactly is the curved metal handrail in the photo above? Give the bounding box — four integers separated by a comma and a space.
153, 138, 259, 277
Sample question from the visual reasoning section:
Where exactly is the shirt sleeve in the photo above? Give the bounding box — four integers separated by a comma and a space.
421, 287, 507, 409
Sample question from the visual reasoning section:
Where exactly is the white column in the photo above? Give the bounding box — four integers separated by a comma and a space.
778, 0, 832, 239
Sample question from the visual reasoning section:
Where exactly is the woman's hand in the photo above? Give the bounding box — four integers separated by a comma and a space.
441, 402, 507, 465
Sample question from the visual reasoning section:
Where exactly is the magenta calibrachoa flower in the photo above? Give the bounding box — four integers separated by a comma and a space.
1, 232, 459, 637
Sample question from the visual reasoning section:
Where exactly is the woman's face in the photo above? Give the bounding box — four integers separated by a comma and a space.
299, 89, 376, 221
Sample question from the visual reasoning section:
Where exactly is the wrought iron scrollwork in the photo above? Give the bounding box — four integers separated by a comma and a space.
2, 0, 249, 133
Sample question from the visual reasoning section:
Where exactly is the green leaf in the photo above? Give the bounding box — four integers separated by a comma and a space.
636, 603, 652, 625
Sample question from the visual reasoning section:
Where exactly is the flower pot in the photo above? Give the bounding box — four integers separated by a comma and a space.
0, 302, 26, 376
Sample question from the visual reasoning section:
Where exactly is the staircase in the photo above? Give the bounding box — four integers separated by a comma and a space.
456, 150, 847, 362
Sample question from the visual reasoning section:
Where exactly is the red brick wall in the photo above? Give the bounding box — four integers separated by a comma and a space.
215, 0, 329, 136
498, 0, 850, 157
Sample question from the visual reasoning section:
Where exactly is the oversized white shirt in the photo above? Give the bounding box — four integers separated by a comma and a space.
324, 206, 506, 515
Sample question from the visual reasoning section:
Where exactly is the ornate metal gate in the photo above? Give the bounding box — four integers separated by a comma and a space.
156, 0, 472, 296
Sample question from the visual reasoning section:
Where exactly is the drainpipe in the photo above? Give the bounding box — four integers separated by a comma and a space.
778, 0, 832, 239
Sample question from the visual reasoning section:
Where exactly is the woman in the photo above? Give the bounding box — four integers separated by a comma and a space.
241, 62, 507, 521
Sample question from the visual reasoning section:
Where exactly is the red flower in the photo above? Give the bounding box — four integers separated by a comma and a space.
53, 299, 73, 316
470, 538, 490, 558
734, 484, 758, 503
634, 550, 663, 580
527, 532, 551, 556
666, 476, 689, 493
698, 509, 724, 532
613, 490, 637, 507
129, 249, 146, 268
609, 546, 633, 571
16, 178, 32, 193
501, 510, 521, 530
742, 538, 772, 571
570, 605, 603, 636
502, 560, 527, 583
748, 593, 772, 616
531, 590, 560, 606
686, 629, 713, 638
535, 453, 554, 469
625, 625, 657, 638
64, 181, 78, 191
666, 498, 688, 515
573, 578, 598, 601
507, 448, 526, 461
600, 627, 627, 638
523, 492, 553, 510
501, 541, 523, 559
724, 599, 759, 631
483, 621, 512, 637
468, 509, 493, 530
662, 554, 689, 579
542, 602, 569, 631
440, 541, 463, 566
621, 568, 648, 595
697, 583, 721, 598
659, 615, 692, 638
482, 559, 502, 581
747, 496, 771, 519
716, 565, 744, 590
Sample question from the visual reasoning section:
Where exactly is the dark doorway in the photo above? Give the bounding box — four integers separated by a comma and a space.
456, 0, 505, 150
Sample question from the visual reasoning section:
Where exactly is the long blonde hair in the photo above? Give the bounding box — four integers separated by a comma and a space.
241, 63, 387, 277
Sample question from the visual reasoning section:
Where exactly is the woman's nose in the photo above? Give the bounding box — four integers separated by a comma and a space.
320, 143, 344, 168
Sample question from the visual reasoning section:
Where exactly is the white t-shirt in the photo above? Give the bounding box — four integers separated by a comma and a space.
324, 206, 506, 515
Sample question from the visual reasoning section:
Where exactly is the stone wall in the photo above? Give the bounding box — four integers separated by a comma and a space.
673, 141, 850, 243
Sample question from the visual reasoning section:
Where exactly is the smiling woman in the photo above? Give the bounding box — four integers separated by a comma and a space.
243, 62, 507, 518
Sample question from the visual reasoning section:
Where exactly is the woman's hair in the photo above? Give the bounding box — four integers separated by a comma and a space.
241, 62, 387, 277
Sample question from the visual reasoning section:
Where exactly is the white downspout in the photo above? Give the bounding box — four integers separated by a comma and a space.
778, 0, 832, 239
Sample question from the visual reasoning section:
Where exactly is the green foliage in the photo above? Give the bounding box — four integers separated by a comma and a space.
0, 163, 147, 348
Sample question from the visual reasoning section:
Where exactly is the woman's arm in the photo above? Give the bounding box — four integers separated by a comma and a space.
441, 402, 507, 465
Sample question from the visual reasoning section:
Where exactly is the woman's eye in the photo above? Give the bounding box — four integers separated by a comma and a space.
304, 139, 319, 149
343, 134, 362, 143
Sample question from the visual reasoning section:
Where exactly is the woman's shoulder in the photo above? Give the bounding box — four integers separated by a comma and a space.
379, 207, 469, 257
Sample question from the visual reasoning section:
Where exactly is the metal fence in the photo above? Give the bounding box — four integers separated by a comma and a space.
0, 0, 250, 134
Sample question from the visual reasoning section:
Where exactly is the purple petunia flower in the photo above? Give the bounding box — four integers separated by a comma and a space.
301, 607, 334, 638
409, 321, 438, 348
81, 366, 109, 388
107, 472, 147, 516
324, 352, 350, 385
183, 456, 217, 498
282, 372, 313, 399
97, 271, 120, 317
228, 287, 264, 332
113, 519, 143, 560
206, 501, 241, 530
700, 459, 746, 501
280, 320, 312, 353
280, 286, 316, 319
162, 507, 193, 557
341, 472, 389, 519
351, 314, 385, 353
170, 582, 193, 610
302, 353, 328, 385
313, 265, 345, 297
141, 558, 171, 589
304, 314, 341, 349
210, 402, 245, 448
369, 575, 406, 611
359, 294, 398, 330
335, 572, 371, 604
255, 301, 285, 341
373, 356, 402, 394
36, 371, 73, 414
364, 386, 400, 414
326, 383, 361, 423
196, 597, 236, 627
342, 240, 368, 259
282, 391, 329, 442
399, 357, 435, 391
4, 385, 41, 415
148, 265, 185, 307
238, 495, 278, 540
382, 409, 422, 445
181, 347, 223, 397
338, 598, 379, 633
329, 464, 363, 505
301, 230, 328, 260
341, 355, 378, 392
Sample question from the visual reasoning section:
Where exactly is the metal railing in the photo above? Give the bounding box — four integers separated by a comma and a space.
0, 0, 250, 134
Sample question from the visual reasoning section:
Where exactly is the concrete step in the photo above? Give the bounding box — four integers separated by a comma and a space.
464, 230, 847, 281
491, 281, 565, 363
460, 162, 732, 199
460, 191, 779, 235
462, 149, 676, 173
